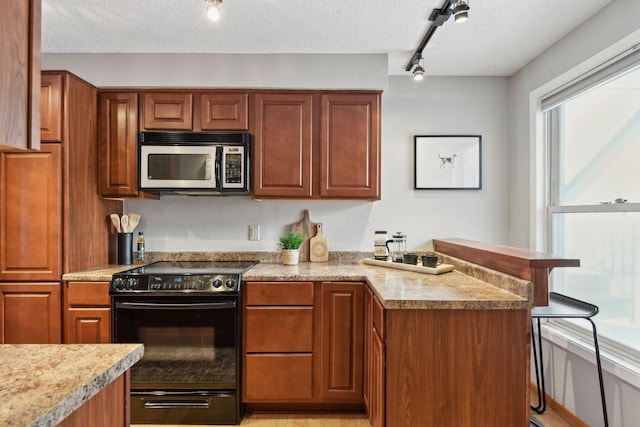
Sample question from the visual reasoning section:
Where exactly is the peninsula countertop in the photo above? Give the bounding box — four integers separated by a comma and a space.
0, 344, 144, 427
63, 256, 532, 310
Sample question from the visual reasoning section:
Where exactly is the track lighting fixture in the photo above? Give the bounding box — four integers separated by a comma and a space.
206, 0, 222, 22
413, 56, 425, 81
452, 0, 470, 23
404, 0, 470, 79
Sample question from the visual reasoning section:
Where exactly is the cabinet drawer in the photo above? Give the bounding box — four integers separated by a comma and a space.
245, 282, 314, 306
244, 354, 314, 401
66, 281, 110, 306
372, 292, 384, 339
245, 306, 313, 352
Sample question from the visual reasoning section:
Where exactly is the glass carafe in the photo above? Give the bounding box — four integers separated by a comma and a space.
386, 232, 407, 263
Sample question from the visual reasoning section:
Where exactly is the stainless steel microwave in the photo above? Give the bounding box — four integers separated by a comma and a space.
139, 131, 250, 195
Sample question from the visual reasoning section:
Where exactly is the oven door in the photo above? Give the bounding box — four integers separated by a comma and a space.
113, 296, 241, 424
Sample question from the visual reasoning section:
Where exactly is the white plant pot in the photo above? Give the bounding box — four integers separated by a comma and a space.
282, 249, 300, 265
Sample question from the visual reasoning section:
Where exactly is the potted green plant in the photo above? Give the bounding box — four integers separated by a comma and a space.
279, 231, 306, 265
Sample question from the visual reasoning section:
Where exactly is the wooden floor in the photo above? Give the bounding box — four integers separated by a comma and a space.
135, 403, 575, 426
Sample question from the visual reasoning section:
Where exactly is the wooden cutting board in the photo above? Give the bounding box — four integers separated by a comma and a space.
289, 210, 318, 262
310, 223, 329, 262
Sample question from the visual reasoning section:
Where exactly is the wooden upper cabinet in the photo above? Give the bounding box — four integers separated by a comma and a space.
142, 92, 193, 130
251, 93, 313, 198
98, 92, 140, 197
40, 73, 63, 142
200, 93, 248, 130
250, 91, 381, 200
0, 0, 41, 150
319, 93, 380, 200
0, 144, 61, 281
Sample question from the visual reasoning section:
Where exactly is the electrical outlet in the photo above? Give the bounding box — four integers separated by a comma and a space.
249, 225, 260, 241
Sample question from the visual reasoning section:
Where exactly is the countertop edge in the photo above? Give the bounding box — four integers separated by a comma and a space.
30, 344, 144, 427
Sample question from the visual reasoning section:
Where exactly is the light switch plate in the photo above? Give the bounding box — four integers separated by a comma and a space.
249, 225, 260, 241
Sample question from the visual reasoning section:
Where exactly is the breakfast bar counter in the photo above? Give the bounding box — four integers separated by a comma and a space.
0, 344, 143, 426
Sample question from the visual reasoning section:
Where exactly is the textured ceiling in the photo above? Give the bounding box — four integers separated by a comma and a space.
41, 0, 613, 76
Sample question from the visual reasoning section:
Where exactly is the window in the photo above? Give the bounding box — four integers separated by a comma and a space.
545, 52, 640, 357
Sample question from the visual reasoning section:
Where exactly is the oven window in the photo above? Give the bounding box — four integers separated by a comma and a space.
114, 299, 237, 389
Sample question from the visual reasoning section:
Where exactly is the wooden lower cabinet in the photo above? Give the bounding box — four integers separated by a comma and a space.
58, 370, 130, 427
0, 282, 61, 343
364, 285, 385, 427
319, 282, 363, 402
63, 281, 111, 344
243, 281, 364, 408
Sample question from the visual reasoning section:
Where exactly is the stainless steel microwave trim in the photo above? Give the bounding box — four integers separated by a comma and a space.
138, 131, 251, 195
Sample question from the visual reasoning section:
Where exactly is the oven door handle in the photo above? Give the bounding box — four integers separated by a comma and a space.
115, 301, 236, 310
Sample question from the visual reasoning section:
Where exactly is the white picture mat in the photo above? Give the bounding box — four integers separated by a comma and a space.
414, 136, 481, 189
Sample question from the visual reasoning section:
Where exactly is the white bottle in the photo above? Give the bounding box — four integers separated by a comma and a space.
374, 230, 389, 261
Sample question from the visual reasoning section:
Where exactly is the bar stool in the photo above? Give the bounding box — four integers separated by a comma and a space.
530, 292, 608, 427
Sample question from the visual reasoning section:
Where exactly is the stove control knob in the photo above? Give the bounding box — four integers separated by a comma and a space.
124, 278, 138, 290
212, 278, 223, 288
112, 277, 124, 290
225, 278, 236, 289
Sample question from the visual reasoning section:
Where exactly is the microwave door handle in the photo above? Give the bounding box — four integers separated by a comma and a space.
215, 146, 223, 190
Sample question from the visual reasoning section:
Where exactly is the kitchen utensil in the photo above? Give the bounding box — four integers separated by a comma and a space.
386, 232, 407, 263
128, 213, 141, 232
121, 214, 129, 233
110, 214, 121, 232
422, 253, 443, 268
310, 223, 329, 262
403, 253, 418, 265
289, 210, 318, 262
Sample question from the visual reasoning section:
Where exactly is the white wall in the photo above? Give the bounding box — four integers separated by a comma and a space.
42, 53, 510, 253
509, 0, 640, 425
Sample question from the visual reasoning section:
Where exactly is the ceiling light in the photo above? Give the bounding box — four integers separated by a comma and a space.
413, 56, 425, 81
206, 0, 222, 22
452, 0, 469, 23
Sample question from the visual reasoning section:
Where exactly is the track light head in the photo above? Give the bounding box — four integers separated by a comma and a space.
206, 0, 222, 22
413, 65, 425, 81
453, 1, 469, 23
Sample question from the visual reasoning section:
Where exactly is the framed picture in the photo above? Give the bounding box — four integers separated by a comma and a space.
414, 135, 482, 190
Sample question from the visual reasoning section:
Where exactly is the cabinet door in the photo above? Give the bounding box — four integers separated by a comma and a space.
0, 0, 40, 150
98, 92, 140, 197
64, 281, 111, 344
40, 73, 63, 142
142, 93, 193, 130
0, 145, 61, 281
370, 325, 385, 427
66, 308, 111, 344
0, 282, 61, 344
319, 282, 364, 402
319, 93, 381, 200
200, 93, 248, 130
244, 354, 314, 401
251, 93, 313, 198
365, 285, 385, 427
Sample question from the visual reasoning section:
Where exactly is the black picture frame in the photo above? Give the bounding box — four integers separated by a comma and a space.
414, 135, 482, 190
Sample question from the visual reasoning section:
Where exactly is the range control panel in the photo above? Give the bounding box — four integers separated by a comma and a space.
110, 274, 240, 293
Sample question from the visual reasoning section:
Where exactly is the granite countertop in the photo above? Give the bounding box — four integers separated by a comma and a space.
0, 344, 144, 427
244, 261, 531, 310
63, 255, 531, 310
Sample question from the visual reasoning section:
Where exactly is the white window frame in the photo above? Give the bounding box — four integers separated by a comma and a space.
541, 47, 640, 374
